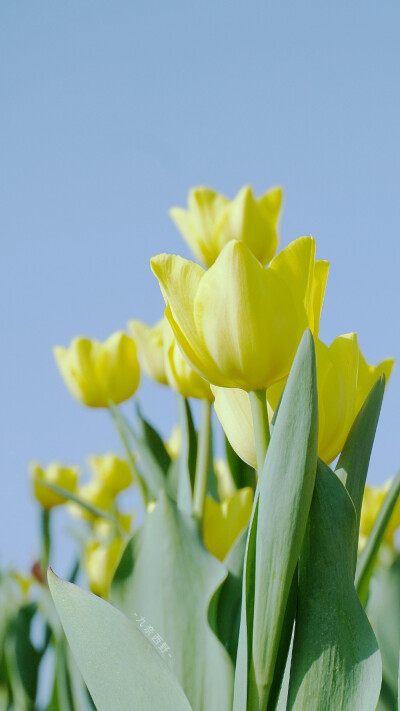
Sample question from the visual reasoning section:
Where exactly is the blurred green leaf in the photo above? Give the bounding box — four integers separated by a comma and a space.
214, 526, 247, 663
368, 553, 400, 702
225, 435, 256, 491
356, 470, 400, 605
287, 459, 381, 711
48, 570, 193, 711
135, 404, 172, 474
177, 397, 197, 515
111, 490, 234, 711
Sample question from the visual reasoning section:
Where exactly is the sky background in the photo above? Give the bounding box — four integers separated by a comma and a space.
1, 1, 400, 572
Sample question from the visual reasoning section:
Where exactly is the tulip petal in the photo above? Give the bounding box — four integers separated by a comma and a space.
269, 236, 316, 330
356, 351, 395, 412
312, 259, 329, 338
170, 187, 228, 266
194, 240, 298, 389
151, 253, 223, 382
129, 319, 168, 385
212, 387, 257, 469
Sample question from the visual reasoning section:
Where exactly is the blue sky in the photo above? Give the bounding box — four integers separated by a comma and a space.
1, 1, 399, 571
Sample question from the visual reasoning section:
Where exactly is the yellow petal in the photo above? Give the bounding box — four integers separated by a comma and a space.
217, 186, 281, 265
311, 260, 329, 338
170, 187, 228, 267
316, 334, 359, 464
85, 537, 125, 598
54, 332, 140, 407
151, 253, 222, 382
88, 454, 134, 495
128, 319, 168, 385
194, 240, 298, 388
163, 319, 213, 400
67, 481, 114, 522
355, 350, 394, 412
360, 479, 400, 550
203, 487, 254, 561
212, 386, 257, 469
30, 462, 80, 510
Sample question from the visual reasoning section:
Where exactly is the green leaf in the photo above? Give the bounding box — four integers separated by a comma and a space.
135, 404, 172, 474
234, 329, 318, 711
368, 553, 400, 701
335, 376, 385, 571
356, 469, 400, 605
225, 435, 256, 491
214, 526, 247, 662
111, 490, 234, 711
48, 570, 193, 711
177, 397, 197, 515
287, 459, 382, 711
113, 404, 166, 499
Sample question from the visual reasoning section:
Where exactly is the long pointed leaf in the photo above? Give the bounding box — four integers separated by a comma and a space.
48, 571, 192, 711
287, 460, 381, 711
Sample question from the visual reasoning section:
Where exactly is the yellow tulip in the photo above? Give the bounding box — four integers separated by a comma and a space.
359, 480, 400, 550
30, 462, 79, 509
170, 185, 282, 267
84, 536, 125, 598
151, 236, 328, 391
128, 319, 168, 385
164, 425, 181, 460
203, 487, 254, 561
67, 481, 115, 522
163, 318, 214, 400
87, 454, 134, 495
213, 458, 237, 500
213, 334, 394, 466
53, 331, 140, 407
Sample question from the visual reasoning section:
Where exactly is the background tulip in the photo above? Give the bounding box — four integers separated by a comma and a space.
213, 334, 394, 467
202, 486, 253, 561
87, 454, 134, 495
53, 331, 140, 407
30, 462, 80, 509
170, 185, 282, 267
359, 479, 400, 550
152, 236, 327, 391
128, 319, 168, 385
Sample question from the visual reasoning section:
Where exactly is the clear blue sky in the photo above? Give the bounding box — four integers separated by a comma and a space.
1, 2, 399, 571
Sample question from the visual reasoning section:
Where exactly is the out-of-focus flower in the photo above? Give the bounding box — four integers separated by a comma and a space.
53, 331, 140, 407
359, 479, 400, 550
88, 454, 134, 495
30, 462, 79, 509
165, 426, 181, 460
67, 481, 115, 523
213, 458, 236, 500
212, 334, 394, 467
163, 319, 213, 400
170, 185, 282, 267
128, 319, 168, 385
152, 236, 328, 391
84, 536, 125, 598
203, 487, 253, 561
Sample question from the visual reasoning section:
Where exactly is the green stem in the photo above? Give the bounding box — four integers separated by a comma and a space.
108, 401, 148, 505
193, 400, 212, 521
40, 509, 51, 574
249, 389, 270, 474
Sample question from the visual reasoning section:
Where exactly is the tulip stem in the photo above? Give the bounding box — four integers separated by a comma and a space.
108, 402, 148, 505
40, 509, 51, 575
249, 389, 270, 474
193, 400, 213, 522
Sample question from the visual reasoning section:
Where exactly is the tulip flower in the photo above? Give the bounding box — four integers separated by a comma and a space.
30, 462, 79, 510
87, 454, 134, 495
202, 487, 254, 561
53, 331, 140, 407
213, 458, 237, 500
170, 185, 282, 267
164, 426, 181, 460
151, 236, 328, 391
128, 319, 168, 385
84, 536, 125, 598
163, 319, 214, 400
359, 479, 400, 550
213, 334, 394, 467
67, 481, 115, 522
